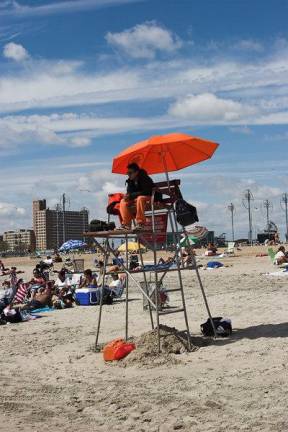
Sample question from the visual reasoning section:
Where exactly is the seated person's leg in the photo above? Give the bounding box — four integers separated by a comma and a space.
135, 196, 150, 226
119, 199, 133, 228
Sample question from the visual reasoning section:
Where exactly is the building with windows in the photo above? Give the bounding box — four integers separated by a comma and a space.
32, 199, 89, 250
3, 229, 36, 252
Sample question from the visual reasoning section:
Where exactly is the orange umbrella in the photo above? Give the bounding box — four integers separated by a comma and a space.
112, 132, 219, 175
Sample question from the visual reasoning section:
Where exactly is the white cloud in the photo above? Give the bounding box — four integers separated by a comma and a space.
70, 137, 92, 148
0, 0, 142, 18
234, 39, 263, 52
0, 202, 25, 216
106, 21, 182, 59
3, 42, 29, 61
169, 93, 257, 122
1, 42, 288, 120
229, 126, 253, 135
0, 62, 141, 113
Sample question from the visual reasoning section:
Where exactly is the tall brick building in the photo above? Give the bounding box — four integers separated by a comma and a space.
32, 199, 89, 250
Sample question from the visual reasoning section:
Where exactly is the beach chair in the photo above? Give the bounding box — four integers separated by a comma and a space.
225, 242, 235, 256
73, 259, 84, 273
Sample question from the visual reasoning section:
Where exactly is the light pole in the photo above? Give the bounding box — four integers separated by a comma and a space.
263, 199, 272, 238
227, 203, 235, 241
242, 189, 254, 245
281, 193, 288, 241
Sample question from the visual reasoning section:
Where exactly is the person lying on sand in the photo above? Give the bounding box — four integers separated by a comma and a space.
15, 281, 54, 311
0, 260, 9, 273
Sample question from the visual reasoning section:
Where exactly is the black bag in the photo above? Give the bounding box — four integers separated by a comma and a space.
201, 317, 232, 337
175, 199, 199, 226
89, 219, 115, 232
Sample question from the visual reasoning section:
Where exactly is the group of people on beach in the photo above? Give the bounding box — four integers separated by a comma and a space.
0, 251, 127, 325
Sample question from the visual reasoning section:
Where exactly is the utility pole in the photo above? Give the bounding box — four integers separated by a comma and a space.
263, 199, 272, 237
281, 193, 288, 241
242, 189, 253, 245
55, 203, 61, 248
227, 203, 235, 241
62, 193, 66, 243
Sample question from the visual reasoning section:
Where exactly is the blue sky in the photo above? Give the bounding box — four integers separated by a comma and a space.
0, 0, 288, 239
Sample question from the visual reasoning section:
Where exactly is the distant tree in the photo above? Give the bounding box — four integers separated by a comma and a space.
0, 240, 9, 252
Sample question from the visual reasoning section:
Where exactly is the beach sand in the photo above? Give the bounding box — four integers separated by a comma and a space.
0, 247, 288, 431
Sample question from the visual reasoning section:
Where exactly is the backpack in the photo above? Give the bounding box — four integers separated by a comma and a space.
201, 317, 232, 337
107, 193, 124, 215
89, 219, 115, 232
175, 199, 199, 227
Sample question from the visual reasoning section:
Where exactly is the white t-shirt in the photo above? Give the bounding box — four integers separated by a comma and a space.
274, 251, 285, 264
109, 279, 122, 297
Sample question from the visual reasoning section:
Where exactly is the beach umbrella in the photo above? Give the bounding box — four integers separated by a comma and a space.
179, 226, 208, 247
118, 241, 146, 252
59, 239, 87, 252
112, 132, 219, 175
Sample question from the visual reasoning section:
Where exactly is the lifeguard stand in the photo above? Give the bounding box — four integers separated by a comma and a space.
84, 179, 217, 353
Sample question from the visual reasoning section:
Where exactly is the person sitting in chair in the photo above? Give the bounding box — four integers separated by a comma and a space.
274, 246, 288, 265
79, 269, 98, 288
119, 163, 159, 232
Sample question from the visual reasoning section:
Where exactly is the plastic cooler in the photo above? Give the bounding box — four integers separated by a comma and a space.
75, 288, 99, 306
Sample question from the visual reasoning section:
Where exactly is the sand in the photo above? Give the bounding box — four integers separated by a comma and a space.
0, 246, 288, 431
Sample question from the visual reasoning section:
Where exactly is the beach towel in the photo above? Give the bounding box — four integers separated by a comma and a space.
31, 306, 55, 313
266, 269, 288, 277
207, 261, 224, 269
142, 262, 173, 271
13, 282, 29, 305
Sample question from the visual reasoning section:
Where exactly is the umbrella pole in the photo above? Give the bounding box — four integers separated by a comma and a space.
125, 234, 129, 341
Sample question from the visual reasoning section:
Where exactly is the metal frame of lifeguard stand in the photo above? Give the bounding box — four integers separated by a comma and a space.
84, 181, 217, 353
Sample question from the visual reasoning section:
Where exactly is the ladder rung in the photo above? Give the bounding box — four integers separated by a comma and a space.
159, 308, 184, 316
165, 288, 182, 293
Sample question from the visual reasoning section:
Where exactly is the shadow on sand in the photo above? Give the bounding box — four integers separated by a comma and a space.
210, 322, 288, 346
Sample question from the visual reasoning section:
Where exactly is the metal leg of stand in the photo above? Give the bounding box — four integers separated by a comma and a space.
138, 237, 154, 330
95, 237, 110, 350
125, 234, 129, 341
191, 253, 218, 338
103, 242, 156, 308
169, 210, 191, 350
151, 195, 160, 353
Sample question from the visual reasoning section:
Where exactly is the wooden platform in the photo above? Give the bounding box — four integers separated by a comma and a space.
83, 229, 147, 238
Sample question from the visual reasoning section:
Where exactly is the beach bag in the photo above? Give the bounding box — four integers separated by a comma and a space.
175, 199, 199, 226
103, 338, 136, 361
201, 317, 232, 337
107, 193, 124, 216
89, 219, 115, 232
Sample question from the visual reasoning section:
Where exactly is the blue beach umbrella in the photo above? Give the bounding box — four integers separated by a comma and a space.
59, 240, 87, 252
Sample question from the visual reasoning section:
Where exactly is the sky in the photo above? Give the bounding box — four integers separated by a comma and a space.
0, 0, 288, 240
